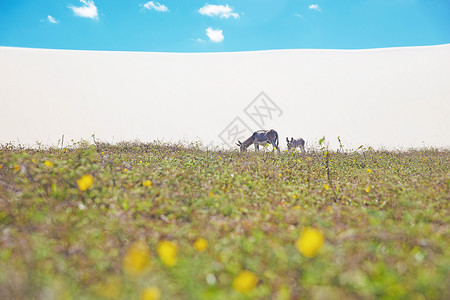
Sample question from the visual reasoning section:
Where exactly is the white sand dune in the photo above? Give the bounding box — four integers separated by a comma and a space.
1, 45, 449, 150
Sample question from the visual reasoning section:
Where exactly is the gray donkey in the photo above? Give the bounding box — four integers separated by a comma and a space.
237, 129, 280, 152
286, 137, 305, 152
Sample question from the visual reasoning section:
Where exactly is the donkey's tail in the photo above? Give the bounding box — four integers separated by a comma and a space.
275, 131, 279, 147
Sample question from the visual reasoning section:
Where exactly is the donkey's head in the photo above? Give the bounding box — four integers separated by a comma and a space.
286, 137, 294, 150
236, 141, 247, 152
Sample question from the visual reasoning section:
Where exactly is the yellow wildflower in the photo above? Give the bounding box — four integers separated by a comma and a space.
365, 186, 371, 193
232, 270, 258, 293
157, 240, 177, 266
323, 184, 330, 191
44, 160, 54, 167
279, 173, 282, 178
77, 174, 93, 191
140, 287, 161, 300
123, 168, 128, 172
193, 238, 208, 252
295, 228, 324, 258
143, 180, 152, 187
366, 169, 372, 173
294, 205, 301, 210
123, 241, 151, 275
13, 164, 21, 172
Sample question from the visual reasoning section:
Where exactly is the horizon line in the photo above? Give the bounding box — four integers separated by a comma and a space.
1, 43, 449, 55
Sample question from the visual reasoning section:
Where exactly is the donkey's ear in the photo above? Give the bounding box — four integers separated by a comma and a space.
286, 137, 289, 142
291, 137, 294, 141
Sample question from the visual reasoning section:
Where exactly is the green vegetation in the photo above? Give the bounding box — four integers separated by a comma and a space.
0, 141, 449, 299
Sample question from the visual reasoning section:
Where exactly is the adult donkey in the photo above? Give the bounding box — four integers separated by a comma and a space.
237, 129, 280, 152
286, 137, 306, 153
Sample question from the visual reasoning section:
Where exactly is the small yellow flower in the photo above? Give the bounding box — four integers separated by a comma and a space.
123, 241, 151, 275
157, 240, 177, 266
123, 168, 128, 172
295, 228, 324, 258
143, 180, 152, 187
232, 270, 258, 293
193, 238, 208, 252
294, 205, 301, 210
366, 169, 372, 173
140, 287, 161, 300
365, 186, 371, 193
44, 160, 54, 167
323, 184, 330, 191
278, 173, 282, 178
31, 158, 36, 163
77, 174, 93, 191
13, 164, 21, 172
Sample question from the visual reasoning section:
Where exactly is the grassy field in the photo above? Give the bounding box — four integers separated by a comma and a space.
0, 141, 449, 300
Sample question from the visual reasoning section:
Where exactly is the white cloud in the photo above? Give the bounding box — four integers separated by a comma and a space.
206, 27, 224, 43
294, 13, 303, 18
143, 1, 169, 12
199, 4, 239, 19
69, 0, 98, 20
48, 15, 59, 24
309, 4, 321, 11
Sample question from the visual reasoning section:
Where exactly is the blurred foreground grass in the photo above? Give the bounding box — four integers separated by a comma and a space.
0, 142, 449, 299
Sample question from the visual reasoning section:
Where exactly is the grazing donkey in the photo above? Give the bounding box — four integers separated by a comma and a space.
286, 137, 306, 153
237, 129, 280, 153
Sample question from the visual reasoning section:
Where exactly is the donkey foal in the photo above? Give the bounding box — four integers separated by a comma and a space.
286, 137, 305, 153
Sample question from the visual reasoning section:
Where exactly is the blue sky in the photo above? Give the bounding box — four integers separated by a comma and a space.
0, 0, 449, 52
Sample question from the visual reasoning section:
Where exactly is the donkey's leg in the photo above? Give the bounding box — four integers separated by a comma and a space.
276, 145, 281, 153
272, 141, 280, 153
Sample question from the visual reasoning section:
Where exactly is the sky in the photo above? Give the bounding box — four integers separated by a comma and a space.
0, 0, 449, 52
